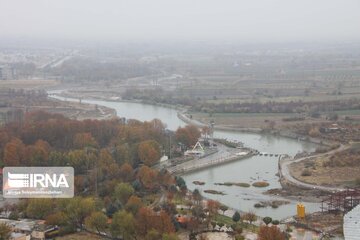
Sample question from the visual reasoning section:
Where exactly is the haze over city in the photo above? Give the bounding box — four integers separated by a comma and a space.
1, 0, 360, 43
0, 1, 360, 240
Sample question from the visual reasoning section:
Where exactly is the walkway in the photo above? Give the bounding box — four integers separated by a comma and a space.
280, 144, 348, 192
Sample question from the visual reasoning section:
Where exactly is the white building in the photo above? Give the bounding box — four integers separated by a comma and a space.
343, 204, 360, 240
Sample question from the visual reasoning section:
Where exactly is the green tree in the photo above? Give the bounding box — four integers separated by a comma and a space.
62, 197, 96, 228
114, 182, 135, 205
263, 217, 272, 226
45, 211, 68, 226
219, 205, 229, 215
125, 195, 143, 215
114, 144, 131, 165
232, 211, 240, 223
111, 210, 136, 240
0, 223, 11, 240
162, 233, 180, 240
26, 199, 53, 219
85, 211, 107, 234
271, 220, 280, 225
145, 229, 161, 240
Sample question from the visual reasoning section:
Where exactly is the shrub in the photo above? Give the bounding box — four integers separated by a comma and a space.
252, 181, 269, 188
355, 178, 360, 186
235, 235, 245, 240
263, 217, 272, 225
232, 211, 241, 223
301, 169, 312, 176
272, 220, 280, 225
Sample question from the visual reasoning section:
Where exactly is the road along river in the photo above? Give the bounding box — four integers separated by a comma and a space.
49, 91, 320, 220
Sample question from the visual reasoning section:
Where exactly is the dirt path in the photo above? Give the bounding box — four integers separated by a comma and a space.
280, 144, 348, 192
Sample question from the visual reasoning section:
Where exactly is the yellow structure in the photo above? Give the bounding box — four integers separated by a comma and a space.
297, 203, 305, 218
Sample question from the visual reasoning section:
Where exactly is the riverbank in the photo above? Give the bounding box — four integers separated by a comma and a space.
178, 111, 339, 148
53, 89, 336, 147
47, 96, 117, 120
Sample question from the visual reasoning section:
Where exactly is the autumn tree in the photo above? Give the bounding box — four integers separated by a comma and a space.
136, 207, 154, 236
3, 138, 25, 166
136, 208, 174, 236
73, 132, 98, 149
137, 166, 158, 190
119, 163, 134, 182
85, 211, 108, 234
27, 140, 51, 166
175, 125, 201, 148
125, 195, 143, 215
156, 211, 175, 235
206, 200, 220, 225
114, 144, 131, 165
201, 126, 211, 140
98, 149, 118, 181
138, 140, 161, 166
111, 210, 137, 240
114, 182, 135, 205
243, 212, 257, 225
258, 226, 285, 240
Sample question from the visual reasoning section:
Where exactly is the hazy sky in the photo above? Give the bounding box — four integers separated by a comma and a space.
1, 0, 359, 43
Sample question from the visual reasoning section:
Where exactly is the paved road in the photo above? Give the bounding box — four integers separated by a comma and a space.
280, 144, 348, 192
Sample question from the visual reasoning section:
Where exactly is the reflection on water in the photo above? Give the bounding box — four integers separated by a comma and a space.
49, 92, 320, 219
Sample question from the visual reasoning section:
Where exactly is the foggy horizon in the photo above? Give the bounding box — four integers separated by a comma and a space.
1, 0, 360, 44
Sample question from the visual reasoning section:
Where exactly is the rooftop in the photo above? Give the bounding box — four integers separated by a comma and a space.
343, 204, 360, 240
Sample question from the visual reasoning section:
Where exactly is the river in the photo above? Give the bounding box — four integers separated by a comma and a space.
49, 91, 320, 220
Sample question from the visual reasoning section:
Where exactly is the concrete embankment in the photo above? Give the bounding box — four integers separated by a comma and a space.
177, 112, 207, 128
168, 152, 254, 175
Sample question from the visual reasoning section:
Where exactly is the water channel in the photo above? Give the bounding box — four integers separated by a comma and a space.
49, 91, 320, 220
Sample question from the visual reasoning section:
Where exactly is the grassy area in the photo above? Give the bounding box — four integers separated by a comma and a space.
334, 109, 360, 116
56, 232, 102, 240
215, 214, 259, 232
0, 79, 58, 89
190, 111, 294, 118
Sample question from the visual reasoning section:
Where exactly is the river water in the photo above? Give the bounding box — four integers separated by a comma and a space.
49, 92, 320, 220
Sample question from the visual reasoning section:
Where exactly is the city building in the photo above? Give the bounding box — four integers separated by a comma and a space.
0, 65, 15, 80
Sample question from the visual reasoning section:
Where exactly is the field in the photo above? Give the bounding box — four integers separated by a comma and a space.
189, 111, 326, 129
289, 144, 360, 188
0, 79, 58, 89
56, 232, 102, 240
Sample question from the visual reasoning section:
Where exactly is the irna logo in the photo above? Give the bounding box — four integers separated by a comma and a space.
8, 172, 69, 188
3, 167, 74, 198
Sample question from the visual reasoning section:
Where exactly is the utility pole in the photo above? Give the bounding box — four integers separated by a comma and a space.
169, 134, 172, 159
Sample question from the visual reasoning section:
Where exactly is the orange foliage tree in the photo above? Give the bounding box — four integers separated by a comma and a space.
3, 138, 25, 166
138, 140, 161, 166
136, 207, 174, 236
175, 125, 201, 148
258, 226, 285, 240
137, 166, 158, 190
